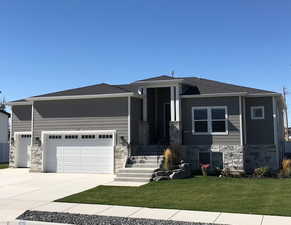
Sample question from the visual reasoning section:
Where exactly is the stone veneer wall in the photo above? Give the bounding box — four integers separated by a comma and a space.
180, 145, 244, 171
244, 145, 278, 172
9, 144, 16, 167
114, 144, 129, 173
29, 145, 43, 172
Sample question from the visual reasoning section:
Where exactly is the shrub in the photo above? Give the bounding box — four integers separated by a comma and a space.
163, 145, 181, 170
253, 167, 269, 178
279, 159, 291, 178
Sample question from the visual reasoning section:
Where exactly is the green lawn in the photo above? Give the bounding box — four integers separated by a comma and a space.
0, 163, 8, 169
57, 177, 291, 217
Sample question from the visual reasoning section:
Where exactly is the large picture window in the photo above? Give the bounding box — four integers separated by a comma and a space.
192, 106, 228, 135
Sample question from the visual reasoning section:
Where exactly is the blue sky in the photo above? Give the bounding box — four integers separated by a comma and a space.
1, 1, 290, 124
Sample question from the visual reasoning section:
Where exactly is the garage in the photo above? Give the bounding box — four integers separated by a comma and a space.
42, 130, 115, 174
15, 132, 32, 168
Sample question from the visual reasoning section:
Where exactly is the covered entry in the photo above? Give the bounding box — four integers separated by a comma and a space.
42, 130, 115, 174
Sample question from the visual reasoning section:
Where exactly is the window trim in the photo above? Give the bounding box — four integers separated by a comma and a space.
251, 106, 265, 120
192, 106, 228, 135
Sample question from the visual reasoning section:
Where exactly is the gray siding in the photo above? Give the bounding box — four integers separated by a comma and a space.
33, 98, 128, 143
12, 105, 32, 136
130, 97, 142, 144
245, 97, 274, 145
182, 97, 241, 145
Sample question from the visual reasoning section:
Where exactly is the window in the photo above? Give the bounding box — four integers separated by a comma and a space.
251, 106, 265, 120
49, 135, 62, 139
81, 135, 95, 139
192, 106, 228, 135
65, 135, 78, 139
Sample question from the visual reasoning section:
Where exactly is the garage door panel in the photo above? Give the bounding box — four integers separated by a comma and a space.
44, 132, 114, 173
15, 132, 32, 168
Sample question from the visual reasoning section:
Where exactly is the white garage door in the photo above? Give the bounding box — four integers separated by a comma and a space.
15, 132, 32, 168
43, 131, 115, 174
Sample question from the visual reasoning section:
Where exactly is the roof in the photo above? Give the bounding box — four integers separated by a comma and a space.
135, 75, 179, 82
9, 75, 279, 103
0, 110, 10, 117
32, 83, 129, 98
180, 77, 276, 95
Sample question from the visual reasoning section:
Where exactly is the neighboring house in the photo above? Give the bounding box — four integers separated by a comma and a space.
0, 110, 10, 163
7, 75, 285, 174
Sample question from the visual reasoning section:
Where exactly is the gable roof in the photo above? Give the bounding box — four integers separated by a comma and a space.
8, 75, 279, 104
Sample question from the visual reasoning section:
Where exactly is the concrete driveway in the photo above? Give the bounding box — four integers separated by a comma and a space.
0, 168, 114, 222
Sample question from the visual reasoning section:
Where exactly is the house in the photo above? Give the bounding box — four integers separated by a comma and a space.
7, 75, 285, 175
0, 110, 10, 163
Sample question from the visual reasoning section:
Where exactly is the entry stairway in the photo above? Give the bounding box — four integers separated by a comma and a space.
114, 155, 164, 183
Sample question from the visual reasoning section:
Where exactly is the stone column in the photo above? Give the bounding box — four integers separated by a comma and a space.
114, 144, 129, 173
169, 121, 182, 145
29, 138, 43, 172
9, 138, 16, 168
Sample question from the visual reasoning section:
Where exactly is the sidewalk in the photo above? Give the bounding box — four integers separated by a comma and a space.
9, 202, 291, 225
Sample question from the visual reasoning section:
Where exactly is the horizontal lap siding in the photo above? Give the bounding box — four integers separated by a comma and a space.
182, 96, 241, 145
12, 105, 32, 136
245, 97, 274, 145
33, 98, 128, 143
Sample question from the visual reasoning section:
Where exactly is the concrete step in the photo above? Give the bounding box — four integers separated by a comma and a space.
116, 173, 153, 178
130, 155, 163, 159
127, 160, 163, 165
118, 168, 156, 174
126, 163, 160, 168
114, 177, 151, 182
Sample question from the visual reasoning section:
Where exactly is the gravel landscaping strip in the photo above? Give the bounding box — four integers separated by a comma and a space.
17, 210, 227, 225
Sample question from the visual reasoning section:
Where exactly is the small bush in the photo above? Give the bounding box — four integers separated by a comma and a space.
279, 159, 291, 178
163, 145, 181, 170
253, 167, 269, 178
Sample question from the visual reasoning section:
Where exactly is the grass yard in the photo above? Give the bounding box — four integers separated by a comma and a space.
0, 163, 8, 169
57, 176, 291, 217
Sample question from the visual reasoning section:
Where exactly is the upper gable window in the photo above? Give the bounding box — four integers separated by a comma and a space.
192, 106, 228, 135
251, 106, 265, 120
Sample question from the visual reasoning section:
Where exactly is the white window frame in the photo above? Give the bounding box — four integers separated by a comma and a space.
192, 106, 228, 135
251, 106, 265, 120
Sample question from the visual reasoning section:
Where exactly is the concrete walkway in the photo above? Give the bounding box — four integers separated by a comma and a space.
14, 202, 291, 225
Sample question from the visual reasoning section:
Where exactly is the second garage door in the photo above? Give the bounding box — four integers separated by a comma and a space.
43, 131, 115, 174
